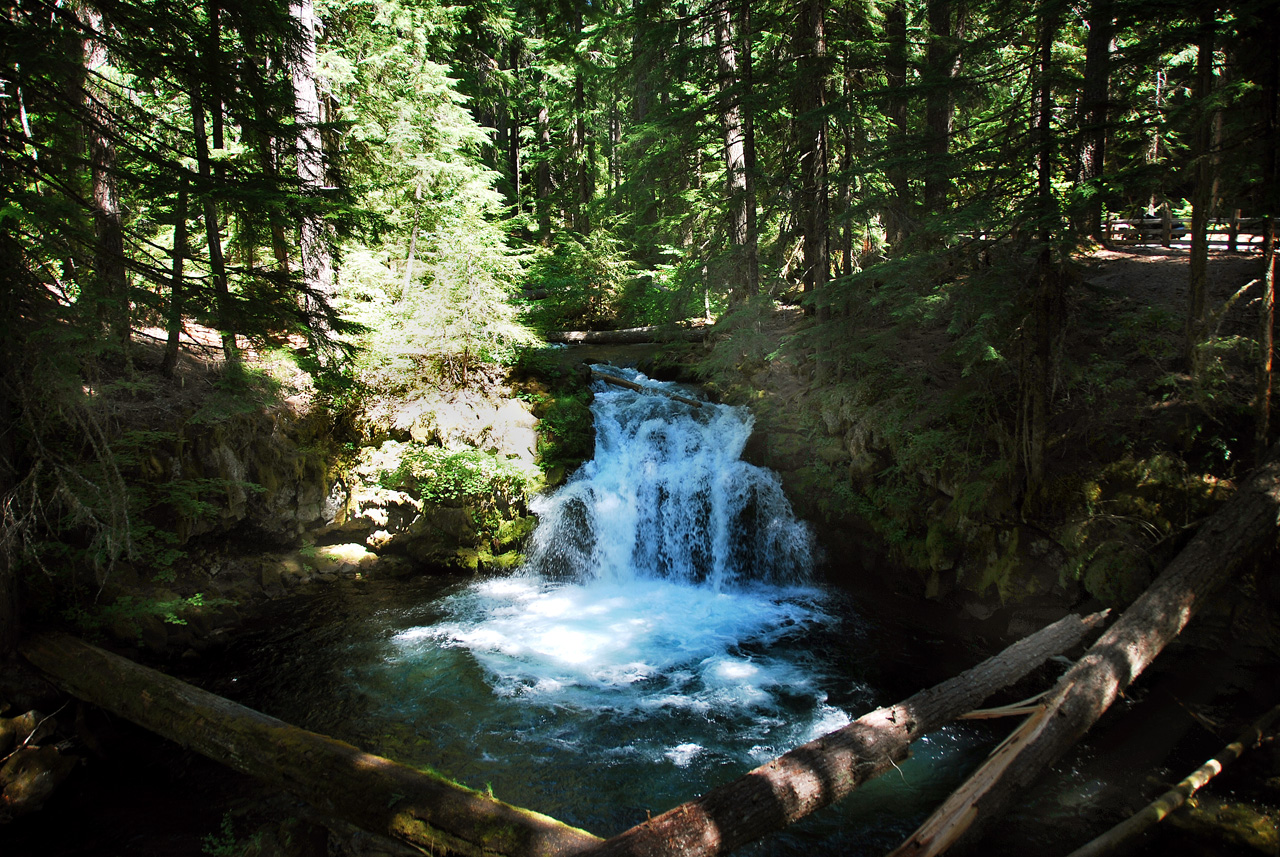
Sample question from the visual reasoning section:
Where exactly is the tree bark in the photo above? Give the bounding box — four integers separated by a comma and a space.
290, 0, 338, 358
570, 7, 590, 236
546, 325, 707, 345
582, 611, 1108, 857
191, 90, 238, 365
738, 0, 759, 297
923, 0, 961, 216
509, 36, 523, 210
1185, 8, 1216, 373
714, 0, 750, 303
0, 355, 16, 655
161, 182, 188, 378
794, 0, 829, 311
889, 439, 1280, 857
80, 3, 130, 355
20, 633, 601, 857
1075, 0, 1112, 242
536, 67, 552, 242
1257, 16, 1279, 463
884, 0, 910, 250
1026, 4, 1060, 496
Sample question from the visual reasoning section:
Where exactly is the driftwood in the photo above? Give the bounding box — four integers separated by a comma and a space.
20, 633, 601, 857
889, 439, 1280, 857
547, 325, 707, 345
591, 369, 703, 408
581, 610, 1109, 857
1063, 702, 1280, 857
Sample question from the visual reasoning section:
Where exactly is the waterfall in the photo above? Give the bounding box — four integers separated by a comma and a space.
408, 367, 842, 725
524, 365, 813, 587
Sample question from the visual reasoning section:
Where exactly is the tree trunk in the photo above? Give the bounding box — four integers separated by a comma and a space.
1260, 221, 1277, 463
0, 341, 16, 655
923, 0, 961, 216
573, 72, 590, 235
21, 633, 601, 857
510, 37, 523, 210
238, 27, 293, 276
1185, 8, 1216, 373
80, 4, 130, 355
1257, 17, 1279, 463
714, 0, 749, 303
884, 0, 910, 250
161, 182, 188, 378
1075, 0, 1112, 242
536, 84, 552, 242
191, 91, 238, 365
582, 611, 1107, 857
0, 53, 22, 656
570, 7, 590, 235
290, 0, 338, 358
794, 0, 829, 310
1026, 4, 1060, 496
546, 325, 708, 345
739, 0, 759, 297
590, 369, 702, 407
889, 439, 1280, 857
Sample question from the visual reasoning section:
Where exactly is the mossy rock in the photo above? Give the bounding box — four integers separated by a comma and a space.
1169, 795, 1279, 854
481, 550, 525, 573
495, 516, 537, 552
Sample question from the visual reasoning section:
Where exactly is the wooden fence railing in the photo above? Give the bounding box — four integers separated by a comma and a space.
1104, 211, 1277, 251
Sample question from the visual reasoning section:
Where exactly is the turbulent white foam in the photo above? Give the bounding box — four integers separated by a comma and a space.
397, 576, 831, 716
391, 368, 850, 763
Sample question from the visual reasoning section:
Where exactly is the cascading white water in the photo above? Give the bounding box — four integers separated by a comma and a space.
405, 367, 849, 743
524, 365, 814, 587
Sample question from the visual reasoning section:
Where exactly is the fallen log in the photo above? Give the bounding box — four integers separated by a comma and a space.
590, 369, 703, 408
889, 439, 1280, 857
1063, 702, 1280, 857
20, 633, 601, 857
581, 610, 1109, 857
546, 325, 707, 345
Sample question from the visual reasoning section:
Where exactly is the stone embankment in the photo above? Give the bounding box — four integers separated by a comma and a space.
97, 378, 564, 660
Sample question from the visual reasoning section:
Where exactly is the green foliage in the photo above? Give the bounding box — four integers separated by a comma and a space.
522, 232, 638, 331
373, 444, 534, 505
202, 813, 262, 857
203, 815, 240, 857
67, 591, 235, 641
534, 390, 594, 473
321, 0, 538, 388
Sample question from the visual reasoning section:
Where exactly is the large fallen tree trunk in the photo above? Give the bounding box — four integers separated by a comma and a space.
590, 369, 703, 408
581, 610, 1109, 857
20, 633, 601, 857
546, 325, 707, 345
890, 439, 1280, 857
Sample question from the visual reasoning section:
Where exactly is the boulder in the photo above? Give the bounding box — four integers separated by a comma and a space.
0, 745, 78, 817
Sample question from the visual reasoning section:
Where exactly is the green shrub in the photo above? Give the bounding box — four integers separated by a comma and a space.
375, 444, 535, 505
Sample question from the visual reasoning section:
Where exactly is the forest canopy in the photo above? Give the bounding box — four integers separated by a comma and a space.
1, 0, 1278, 649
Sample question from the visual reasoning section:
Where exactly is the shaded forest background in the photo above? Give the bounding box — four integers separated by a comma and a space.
1, 0, 1278, 651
